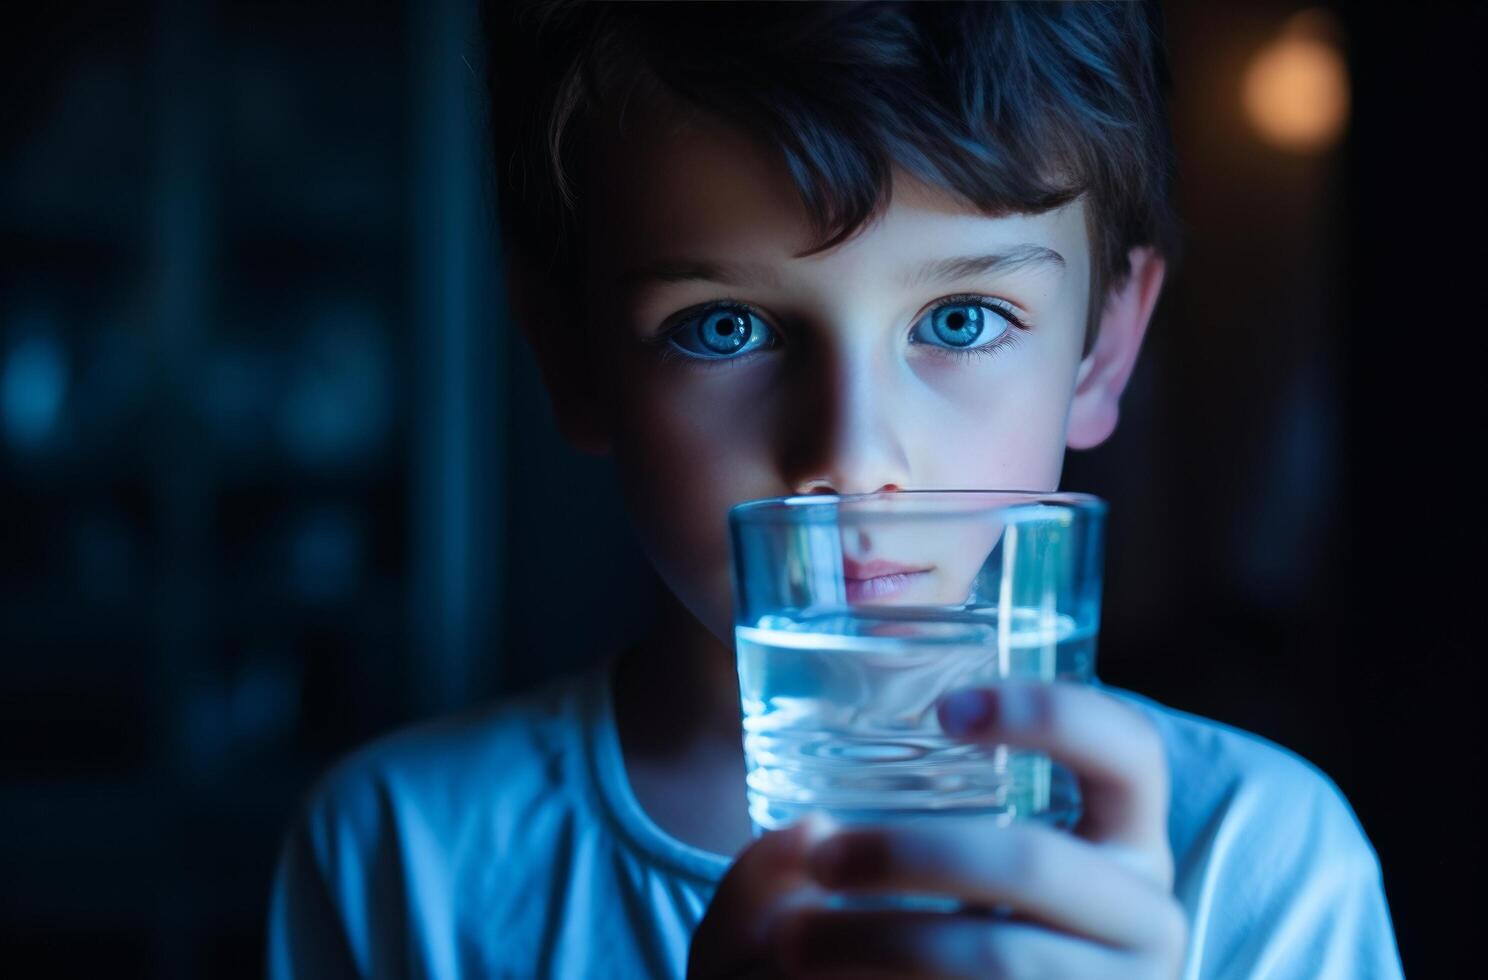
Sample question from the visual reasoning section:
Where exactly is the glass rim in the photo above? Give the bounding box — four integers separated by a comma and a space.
729, 488, 1107, 524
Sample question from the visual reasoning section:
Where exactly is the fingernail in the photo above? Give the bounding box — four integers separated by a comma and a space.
795, 812, 839, 850
938, 688, 994, 736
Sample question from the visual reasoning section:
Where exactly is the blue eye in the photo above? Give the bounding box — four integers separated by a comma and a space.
911, 298, 1016, 351
663, 303, 774, 361
652, 294, 1026, 368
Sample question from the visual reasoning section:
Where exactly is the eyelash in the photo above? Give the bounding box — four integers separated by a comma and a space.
649, 293, 1030, 370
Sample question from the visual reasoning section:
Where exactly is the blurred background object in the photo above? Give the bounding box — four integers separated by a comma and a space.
1241, 9, 1350, 154
0, 1, 1476, 976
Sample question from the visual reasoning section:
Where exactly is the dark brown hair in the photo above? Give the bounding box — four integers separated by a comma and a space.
483, 0, 1183, 355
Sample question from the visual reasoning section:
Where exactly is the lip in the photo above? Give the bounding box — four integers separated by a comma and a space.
842, 558, 931, 580
844, 570, 929, 603
842, 558, 934, 605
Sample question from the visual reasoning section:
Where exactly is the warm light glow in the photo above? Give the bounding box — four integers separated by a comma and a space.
1241, 10, 1350, 154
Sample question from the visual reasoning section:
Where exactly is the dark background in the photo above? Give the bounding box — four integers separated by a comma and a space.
1, 1, 1476, 975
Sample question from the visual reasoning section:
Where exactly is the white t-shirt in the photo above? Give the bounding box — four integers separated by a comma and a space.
266, 655, 1404, 979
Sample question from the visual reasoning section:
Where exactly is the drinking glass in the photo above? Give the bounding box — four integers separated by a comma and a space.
728, 490, 1106, 837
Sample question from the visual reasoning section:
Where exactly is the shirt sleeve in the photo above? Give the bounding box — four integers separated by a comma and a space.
1179, 762, 1405, 980
264, 741, 471, 980
265, 802, 363, 980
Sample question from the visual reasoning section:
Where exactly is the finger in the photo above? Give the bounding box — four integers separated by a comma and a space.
936, 682, 1170, 861
781, 910, 1138, 980
804, 819, 1184, 953
688, 814, 837, 978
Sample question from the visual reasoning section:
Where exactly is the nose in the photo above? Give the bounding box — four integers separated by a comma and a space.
798, 478, 902, 496
783, 342, 911, 498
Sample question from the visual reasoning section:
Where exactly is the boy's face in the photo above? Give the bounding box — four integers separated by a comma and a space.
514, 95, 1162, 651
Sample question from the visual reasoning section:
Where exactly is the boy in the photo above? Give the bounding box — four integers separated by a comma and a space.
268, 2, 1403, 977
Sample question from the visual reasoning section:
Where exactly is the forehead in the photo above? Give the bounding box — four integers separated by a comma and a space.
583, 89, 1089, 295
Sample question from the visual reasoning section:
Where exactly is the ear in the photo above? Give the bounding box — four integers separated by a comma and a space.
1066, 246, 1166, 450
504, 250, 614, 457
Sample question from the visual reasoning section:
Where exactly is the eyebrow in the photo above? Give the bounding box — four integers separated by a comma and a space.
620, 243, 1065, 293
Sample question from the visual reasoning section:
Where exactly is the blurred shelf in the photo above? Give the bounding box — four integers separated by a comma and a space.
0, 236, 148, 324
210, 580, 408, 634
2, 447, 156, 488
2, 440, 407, 492
216, 235, 408, 299
2, 0, 487, 973
206, 446, 407, 489
0, 195, 149, 251
218, 178, 406, 243
0, 777, 168, 928
0, 761, 325, 928
0, 594, 152, 644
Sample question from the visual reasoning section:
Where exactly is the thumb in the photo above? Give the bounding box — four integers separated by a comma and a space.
688, 814, 837, 979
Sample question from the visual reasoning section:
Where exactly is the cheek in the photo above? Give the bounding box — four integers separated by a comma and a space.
621, 372, 776, 520
911, 369, 1071, 491
622, 404, 730, 553
612, 366, 780, 637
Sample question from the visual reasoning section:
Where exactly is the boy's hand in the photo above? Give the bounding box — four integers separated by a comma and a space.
687, 683, 1187, 979
687, 813, 837, 980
